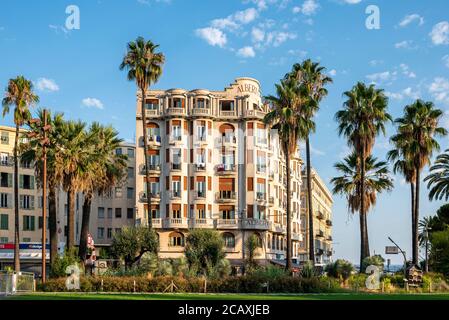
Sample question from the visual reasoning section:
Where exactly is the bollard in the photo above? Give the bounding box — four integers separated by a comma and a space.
101, 279, 104, 292
133, 280, 136, 293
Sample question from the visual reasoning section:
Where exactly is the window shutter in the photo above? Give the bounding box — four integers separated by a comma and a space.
19, 175, 23, 189
190, 149, 193, 163
166, 176, 170, 190
31, 196, 35, 209
247, 205, 253, 218
8, 173, 12, 187
247, 177, 254, 191
183, 204, 188, 218
184, 176, 187, 191
190, 177, 194, 190
30, 176, 35, 190
31, 216, 35, 231
166, 149, 170, 163
166, 120, 170, 135
208, 149, 212, 163
208, 177, 212, 191
19, 195, 24, 209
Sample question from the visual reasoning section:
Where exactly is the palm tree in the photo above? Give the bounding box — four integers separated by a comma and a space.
392, 100, 447, 265
331, 152, 393, 270
418, 216, 434, 272
2, 76, 39, 271
78, 123, 127, 261
425, 149, 449, 202
335, 82, 391, 269
54, 120, 88, 250
286, 59, 333, 264
264, 78, 302, 271
120, 37, 165, 230
21, 109, 65, 266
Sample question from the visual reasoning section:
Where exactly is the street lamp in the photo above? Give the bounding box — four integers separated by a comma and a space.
28, 109, 51, 283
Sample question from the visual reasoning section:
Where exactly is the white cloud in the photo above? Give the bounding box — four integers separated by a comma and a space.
399, 64, 416, 78
366, 71, 396, 83
398, 14, 424, 28
369, 59, 383, 67
292, 6, 301, 14
82, 98, 104, 110
211, 18, 239, 30
287, 49, 308, 57
301, 0, 319, 16
329, 69, 337, 76
443, 55, 449, 68
237, 46, 256, 58
234, 8, 258, 24
394, 40, 416, 49
430, 21, 449, 45
342, 0, 361, 3
35, 78, 59, 92
265, 31, 297, 47
429, 77, 449, 105
251, 27, 265, 42
195, 27, 227, 47
385, 87, 420, 101
48, 24, 69, 35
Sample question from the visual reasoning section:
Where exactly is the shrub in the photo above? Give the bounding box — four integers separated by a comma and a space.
325, 259, 354, 282
50, 248, 81, 278
300, 261, 317, 279
362, 255, 385, 272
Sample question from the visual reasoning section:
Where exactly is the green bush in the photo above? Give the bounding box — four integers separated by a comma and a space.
362, 255, 385, 272
325, 259, 354, 282
50, 248, 81, 278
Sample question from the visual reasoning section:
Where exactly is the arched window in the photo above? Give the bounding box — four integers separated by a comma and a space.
219, 124, 236, 143
254, 232, 263, 248
223, 232, 235, 248
169, 232, 184, 247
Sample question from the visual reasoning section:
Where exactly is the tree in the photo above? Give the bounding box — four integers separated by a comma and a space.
362, 254, 385, 272
331, 152, 393, 270
120, 37, 165, 230
78, 123, 127, 261
184, 229, 226, 277
335, 82, 391, 269
425, 149, 449, 202
264, 78, 302, 271
286, 59, 333, 264
2, 76, 39, 271
110, 226, 159, 269
391, 100, 447, 265
245, 233, 262, 274
21, 109, 65, 266
54, 120, 88, 250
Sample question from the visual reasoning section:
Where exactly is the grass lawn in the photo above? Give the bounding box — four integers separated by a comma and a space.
3, 292, 449, 300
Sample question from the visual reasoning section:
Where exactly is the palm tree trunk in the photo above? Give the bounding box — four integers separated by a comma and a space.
78, 195, 92, 261
66, 187, 75, 250
413, 168, 420, 266
48, 187, 58, 266
285, 147, 292, 271
141, 88, 152, 230
359, 153, 369, 270
411, 182, 416, 266
306, 137, 315, 265
13, 124, 20, 272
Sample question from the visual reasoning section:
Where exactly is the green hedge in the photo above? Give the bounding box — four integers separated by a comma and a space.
38, 275, 343, 294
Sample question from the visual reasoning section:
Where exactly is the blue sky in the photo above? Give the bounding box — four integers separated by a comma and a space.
1, 0, 449, 264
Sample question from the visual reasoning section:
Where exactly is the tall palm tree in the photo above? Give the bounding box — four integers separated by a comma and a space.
286, 59, 333, 264
264, 78, 302, 271
54, 120, 88, 250
425, 149, 449, 202
2, 76, 39, 271
21, 109, 65, 266
78, 123, 127, 261
120, 37, 165, 230
393, 100, 447, 265
331, 152, 393, 270
335, 82, 391, 269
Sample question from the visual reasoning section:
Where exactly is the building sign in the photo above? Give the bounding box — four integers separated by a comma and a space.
0, 243, 50, 250
385, 246, 399, 254
237, 83, 259, 95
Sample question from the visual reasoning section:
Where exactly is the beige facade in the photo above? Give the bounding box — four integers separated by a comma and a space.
300, 168, 334, 266
1, 124, 135, 251
135, 77, 303, 266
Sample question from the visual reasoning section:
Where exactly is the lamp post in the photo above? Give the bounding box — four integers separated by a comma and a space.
388, 236, 407, 279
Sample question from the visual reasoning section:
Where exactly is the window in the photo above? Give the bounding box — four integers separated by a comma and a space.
19, 174, 34, 190
115, 187, 122, 198
127, 187, 134, 199
169, 232, 184, 247
20, 195, 34, 210
97, 227, 104, 239
115, 208, 122, 218
115, 148, 122, 155
0, 172, 12, 188
1, 131, 9, 145
172, 125, 182, 140
0, 214, 8, 230
98, 207, 105, 219
223, 233, 235, 248
127, 167, 134, 179
127, 148, 135, 158
196, 180, 206, 197
0, 193, 10, 208
127, 208, 134, 219
172, 149, 182, 169
23, 238, 31, 243
172, 207, 181, 219
107, 208, 113, 219
220, 208, 235, 219
107, 228, 113, 239
0, 237, 8, 243
0, 153, 10, 166
145, 99, 159, 110
220, 100, 235, 111
172, 180, 181, 197
196, 123, 206, 141
23, 215, 35, 231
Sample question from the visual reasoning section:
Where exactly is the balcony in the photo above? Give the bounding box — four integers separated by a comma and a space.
256, 192, 267, 203
194, 190, 206, 199
215, 191, 236, 203
327, 235, 333, 242
0, 157, 13, 167
316, 212, 325, 220
191, 107, 212, 117
241, 218, 270, 230
316, 230, 325, 238
194, 135, 208, 146
168, 190, 182, 200
215, 164, 236, 175
316, 248, 324, 256
139, 191, 161, 202
268, 196, 274, 205
146, 135, 161, 148
169, 135, 183, 145
150, 218, 162, 228
139, 164, 161, 175
165, 107, 185, 117
269, 171, 275, 181
271, 223, 286, 233
219, 109, 238, 119
326, 219, 332, 227
244, 109, 267, 120
189, 218, 214, 229
193, 163, 207, 172
256, 164, 267, 174
163, 218, 188, 229
216, 218, 239, 229
292, 233, 302, 241
171, 163, 182, 171
327, 250, 333, 256
217, 136, 237, 147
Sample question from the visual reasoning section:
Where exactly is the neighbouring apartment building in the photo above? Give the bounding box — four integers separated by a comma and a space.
135, 77, 303, 269
0, 123, 135, 268
300, 167, 334, 267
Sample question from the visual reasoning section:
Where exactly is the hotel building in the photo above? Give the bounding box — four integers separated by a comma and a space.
300, 168, 334, 267
135, 77, 303, 268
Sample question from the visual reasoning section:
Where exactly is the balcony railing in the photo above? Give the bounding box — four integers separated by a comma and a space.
268, 196, 274, 205
256, 192, 266, 202
139, 164, 161, 174
163, 218, 188, 229
316, 230, 325, 238
244, 109, 267, 120
195, 191, 206, 199
193, 163, 206, 172
256, 164, 267, 173
147, 135, 161, 146
216, 218, 239, 229
316, 248, 324, 256
217, 136, 237, 146
195, 135, 208, 144
150, 218, 162, 228
292, 233, 301, 241
271, 223, 286, 233
168, 190, 182, 199
172, 163, 182, 171
165, 107, 185, 116
317, 212, 325, 220
0, 158, 13, 167
215, 191, 236, 202
326, 219, 332, 227
215, 164, 236, 175
189, 218, 214, 229
327, 236, 333, 242
241, 218, 270, 230
191, 108, 212, 117
139, 191, 161, 202
327, 250, 333, 256
169, 135, 183, 144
